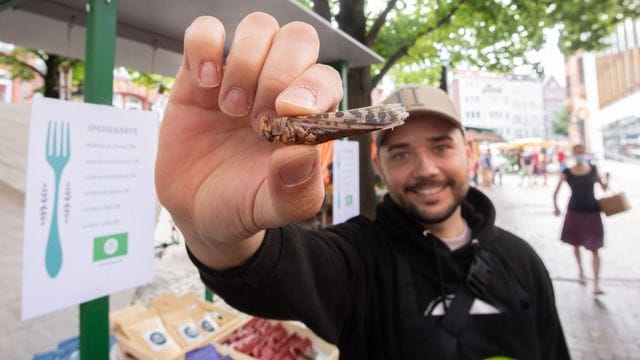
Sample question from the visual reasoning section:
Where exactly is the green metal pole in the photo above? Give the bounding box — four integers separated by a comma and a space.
205, 287, 214, 302
81, 0, 117, 359
0, 0, 19, 12
330, 61, 348, 111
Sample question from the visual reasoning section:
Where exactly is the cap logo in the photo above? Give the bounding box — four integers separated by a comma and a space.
407, 86, 425, 107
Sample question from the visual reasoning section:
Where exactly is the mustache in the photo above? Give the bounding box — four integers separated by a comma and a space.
405, 177, 452, 192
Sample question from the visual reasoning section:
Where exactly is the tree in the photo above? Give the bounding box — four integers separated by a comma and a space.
303, 0, 637, 217
551, 0, 640, 53
0, 47, 82, 99
1, 46, 172, 104
126, 70, 174, 95
552, 107, 570, 137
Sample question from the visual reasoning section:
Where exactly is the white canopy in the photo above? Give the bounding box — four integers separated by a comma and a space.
0, 0, 383, 76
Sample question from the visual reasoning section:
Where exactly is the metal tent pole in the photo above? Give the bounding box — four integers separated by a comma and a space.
80, 0, 118, 358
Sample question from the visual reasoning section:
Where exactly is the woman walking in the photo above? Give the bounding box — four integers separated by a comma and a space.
553, 144, 608, 295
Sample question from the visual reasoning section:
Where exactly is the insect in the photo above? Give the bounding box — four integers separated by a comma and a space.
258, 103, 409, 145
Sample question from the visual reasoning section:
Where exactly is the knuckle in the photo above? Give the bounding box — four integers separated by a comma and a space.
313, 64, 343, 87
226, 53, 261, 72
239, 12, 279, 32
308, 64, 343, 100
262, 70, 296, 93
279, 21, 319, 43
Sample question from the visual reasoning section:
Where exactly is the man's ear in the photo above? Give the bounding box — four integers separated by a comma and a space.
372, 154, 384, 180
465, 139, 475, 165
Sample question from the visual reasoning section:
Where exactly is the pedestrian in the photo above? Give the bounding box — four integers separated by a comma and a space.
519, 149, 533, 186
556, 148, 566, 172
553, 144, 608, 295
155, 14, 570, 359
530, 147, 540, 185
537, 147, 549, 186
478, 147, 493, 187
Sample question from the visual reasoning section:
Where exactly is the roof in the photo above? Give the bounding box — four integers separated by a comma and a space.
465, 126, 505, 143
0, 0, 383, 76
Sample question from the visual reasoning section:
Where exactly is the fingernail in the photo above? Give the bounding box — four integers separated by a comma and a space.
199, 62, 220, 88
221, 86, 250, 116
279, 87, 316, 110
279, 153, 316, 187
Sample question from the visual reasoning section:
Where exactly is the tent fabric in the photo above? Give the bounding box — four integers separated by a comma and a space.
318, 141, 334, 187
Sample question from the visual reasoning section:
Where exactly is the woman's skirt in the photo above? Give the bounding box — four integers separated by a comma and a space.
561, 210, 604, 250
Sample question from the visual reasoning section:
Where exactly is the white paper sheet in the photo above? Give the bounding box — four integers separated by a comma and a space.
332, 140, 360, 224
22, 97, 158, 319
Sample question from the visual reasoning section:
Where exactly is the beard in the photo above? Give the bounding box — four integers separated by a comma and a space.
394, 176, 469, 225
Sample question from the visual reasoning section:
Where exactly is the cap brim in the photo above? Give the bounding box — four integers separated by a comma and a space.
375, 109, 463, 148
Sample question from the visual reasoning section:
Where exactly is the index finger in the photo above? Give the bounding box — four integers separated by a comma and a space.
170, 16, 227, 109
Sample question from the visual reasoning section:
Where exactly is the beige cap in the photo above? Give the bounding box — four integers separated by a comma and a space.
376, 85, 463, 147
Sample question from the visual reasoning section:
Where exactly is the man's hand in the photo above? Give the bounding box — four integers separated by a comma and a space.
155, 13, 343, 269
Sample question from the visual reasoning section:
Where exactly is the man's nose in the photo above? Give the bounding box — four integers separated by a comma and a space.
412, 152, 439, 177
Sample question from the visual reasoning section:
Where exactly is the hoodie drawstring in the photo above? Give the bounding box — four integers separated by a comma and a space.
425, 229, 449, 312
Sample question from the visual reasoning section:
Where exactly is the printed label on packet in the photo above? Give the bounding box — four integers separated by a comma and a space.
144, 329, 173, 351
179, 322, 202, 343
199, 316, 220, 333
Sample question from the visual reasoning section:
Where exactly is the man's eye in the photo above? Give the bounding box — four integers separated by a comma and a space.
390, 152, 409, 161
434, 144, 450, 153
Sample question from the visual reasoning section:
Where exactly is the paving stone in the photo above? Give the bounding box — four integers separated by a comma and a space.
3, 162, 638, 359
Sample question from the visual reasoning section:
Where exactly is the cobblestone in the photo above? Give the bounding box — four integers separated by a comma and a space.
4, 161, 637, 359
482, 161, 640, 360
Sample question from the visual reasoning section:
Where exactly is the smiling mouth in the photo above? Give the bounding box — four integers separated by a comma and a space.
410, 185, 447, 196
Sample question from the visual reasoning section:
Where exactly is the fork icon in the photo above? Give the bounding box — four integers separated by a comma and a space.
45, 121, 70, 278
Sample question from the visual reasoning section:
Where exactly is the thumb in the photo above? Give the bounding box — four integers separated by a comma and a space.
256, 145, 325, 228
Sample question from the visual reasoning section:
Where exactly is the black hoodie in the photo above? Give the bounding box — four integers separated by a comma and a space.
189, 187, 570, 359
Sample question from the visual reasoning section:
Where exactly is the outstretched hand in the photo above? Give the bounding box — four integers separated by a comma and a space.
155, 13, 343, 269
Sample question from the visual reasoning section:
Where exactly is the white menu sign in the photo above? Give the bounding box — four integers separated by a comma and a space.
332, 140, 360, 224
22, 97, 158, 319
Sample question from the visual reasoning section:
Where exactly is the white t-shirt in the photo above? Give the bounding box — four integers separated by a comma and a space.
440, 220, 472, 251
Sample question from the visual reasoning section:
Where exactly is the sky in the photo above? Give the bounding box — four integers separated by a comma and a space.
524, 27, 567, 86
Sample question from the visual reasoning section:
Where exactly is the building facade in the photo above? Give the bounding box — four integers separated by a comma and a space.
451, 71, 546, 141
567, 17, 640, 162
543, 76, 567, 141
0, 43, 165, 113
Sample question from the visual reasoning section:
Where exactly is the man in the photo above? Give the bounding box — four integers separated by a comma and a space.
155, 14, 570, 359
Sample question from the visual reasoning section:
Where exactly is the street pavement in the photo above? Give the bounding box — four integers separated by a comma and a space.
484, 160, 640, 360
139, 160, 640, 359
2, 160, 638, 359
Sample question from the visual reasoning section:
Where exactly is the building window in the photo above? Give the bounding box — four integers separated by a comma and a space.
578, 58, 585, 85
0, 70, 11, 103
113, 93, 124, 108
125, 96, 143, 110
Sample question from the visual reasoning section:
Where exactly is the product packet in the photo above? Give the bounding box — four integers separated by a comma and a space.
122, 314, 182, 359
198, 301, 239, 329
152, 292, 200, 316
149, 292, 180, 314
191, 307, 221, 339
110, 302, 154, 336
161, 308, 206, 349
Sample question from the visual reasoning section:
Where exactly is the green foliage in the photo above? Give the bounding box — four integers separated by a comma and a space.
0, 47, 84, 96
0, 47, 42, 80
551, 0, 640, 53
70, 61, 84, 88
126, 69, 174, 94
553, 107, 570, 136
0, 46, 171, 97
370, 0, 551, 86
305, 0, 637, 89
